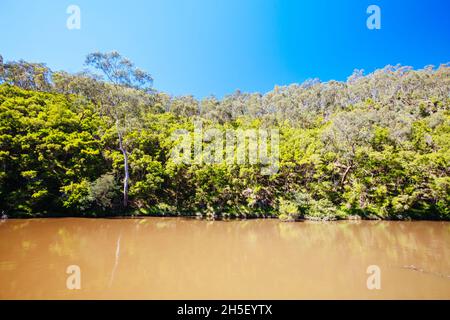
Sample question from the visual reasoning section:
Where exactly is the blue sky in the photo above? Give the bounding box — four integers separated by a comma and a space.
0, 0, 449, 98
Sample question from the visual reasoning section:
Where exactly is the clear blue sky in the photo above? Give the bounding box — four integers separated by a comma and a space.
0, 0, 449, 98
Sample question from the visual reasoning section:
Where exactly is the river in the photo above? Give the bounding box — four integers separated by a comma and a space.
0, 218, 449, 299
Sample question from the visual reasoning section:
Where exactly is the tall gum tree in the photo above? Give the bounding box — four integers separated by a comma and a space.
85, 51, 153, 208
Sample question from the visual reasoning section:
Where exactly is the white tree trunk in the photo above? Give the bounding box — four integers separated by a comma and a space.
117, 123, 129, 208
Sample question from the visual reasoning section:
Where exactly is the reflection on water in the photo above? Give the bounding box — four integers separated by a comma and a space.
0, 218, 449, 299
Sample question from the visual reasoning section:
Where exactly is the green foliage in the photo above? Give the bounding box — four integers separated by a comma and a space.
278, 198, 299, 221
0, 84, 107, 216
89, 173, 120, 210
1, 58, 449, 220
305, 199, 344, 221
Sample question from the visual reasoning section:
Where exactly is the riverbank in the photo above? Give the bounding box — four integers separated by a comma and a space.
3, 210, 450, 221
1, 64, 449, 223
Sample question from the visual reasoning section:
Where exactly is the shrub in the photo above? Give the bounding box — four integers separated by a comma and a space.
305, 199, 346, 221
89, 173, 120, 210
278, 198, 299, 221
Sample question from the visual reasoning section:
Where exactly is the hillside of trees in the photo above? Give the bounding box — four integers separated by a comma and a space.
0, 52, 449, 220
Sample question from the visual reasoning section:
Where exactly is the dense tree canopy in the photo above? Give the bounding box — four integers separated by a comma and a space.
0, 53, 449, 220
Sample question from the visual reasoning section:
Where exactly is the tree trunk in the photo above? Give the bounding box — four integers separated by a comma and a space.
117, 124, 129, 208
341, 164, 352, 185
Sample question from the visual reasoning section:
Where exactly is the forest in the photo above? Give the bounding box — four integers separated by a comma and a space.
0, 52, 449, 220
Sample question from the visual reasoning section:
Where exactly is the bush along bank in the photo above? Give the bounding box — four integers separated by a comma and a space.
0, 54, 449, 221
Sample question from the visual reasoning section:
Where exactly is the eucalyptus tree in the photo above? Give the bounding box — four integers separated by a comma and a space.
52, 71, 106, 103
0, 55, 52, 91
0, 55, 4, 79
85, 51, 153, 208
169, 95, 199, 117
322, 109, 379, 187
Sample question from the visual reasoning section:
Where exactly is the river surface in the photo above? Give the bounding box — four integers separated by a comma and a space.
0, 218, 449, 299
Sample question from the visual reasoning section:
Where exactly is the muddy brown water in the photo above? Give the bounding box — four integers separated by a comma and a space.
0, 218, 449, 299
